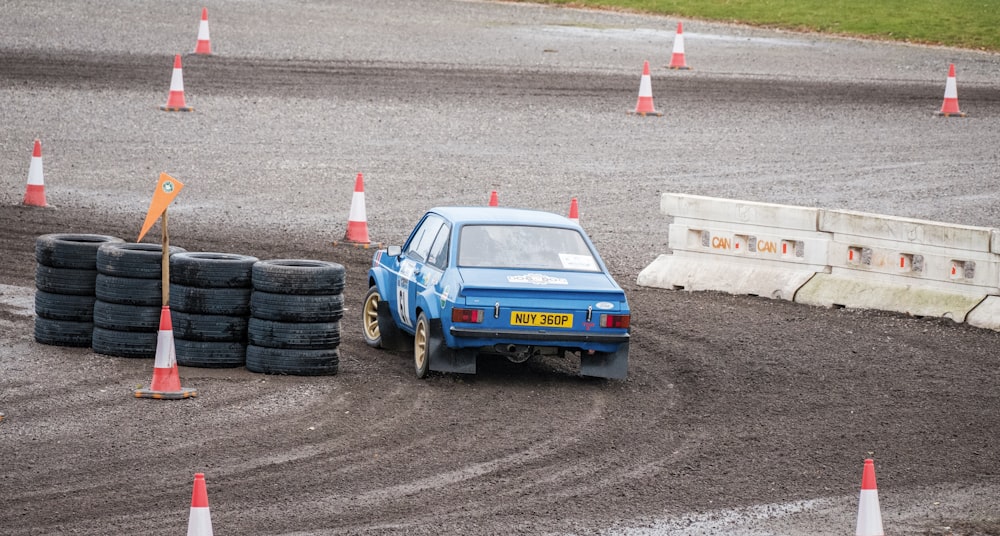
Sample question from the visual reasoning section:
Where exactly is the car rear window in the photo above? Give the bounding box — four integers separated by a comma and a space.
458, 225, 600, 271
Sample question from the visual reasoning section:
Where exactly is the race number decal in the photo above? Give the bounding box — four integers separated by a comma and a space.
396, 259, 415, 326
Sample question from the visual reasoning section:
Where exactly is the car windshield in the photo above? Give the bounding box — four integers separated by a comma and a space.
457, 224, 601, 271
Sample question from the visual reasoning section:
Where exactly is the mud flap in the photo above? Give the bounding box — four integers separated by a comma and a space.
427, 319, 477, 374
580, 345, 629, 380
377, 300, 410, 352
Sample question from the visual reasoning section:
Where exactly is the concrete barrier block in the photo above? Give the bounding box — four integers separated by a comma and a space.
662, 193, 820, 231
826, 240, 1000, 292
645, 193, 1000, 329
820, 209, 1000, 293
668, 222, 830, 268
795, 272, 984, 322
966, 296, 1000, 330
636, 254, 816, 301
819, 209, 994, 251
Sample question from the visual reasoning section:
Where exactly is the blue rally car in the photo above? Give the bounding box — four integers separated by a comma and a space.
362, 206, 631, 379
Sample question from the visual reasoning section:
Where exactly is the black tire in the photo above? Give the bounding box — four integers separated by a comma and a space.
251, 259, 346, 295
174, 339, 246, 368
92, 301, 162, 332
91, 327, 158, 358
245, 345, 339, 376
170, 310, 248, 342
361, 286, 410, 351
170, 252, 259, 288
96, 242, 186, 279
95, 274, 163, 306
169, 284, 252, 315
414, 312, 430, 378
35, 233, 124, 269
35, 265, 99, 295
34, 317, 94, 347
34, 291, 96, 322
250, 291, 344, 322
247, 318, 341, 350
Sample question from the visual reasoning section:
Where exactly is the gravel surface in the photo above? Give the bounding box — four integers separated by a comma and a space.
1, 1, 999, 535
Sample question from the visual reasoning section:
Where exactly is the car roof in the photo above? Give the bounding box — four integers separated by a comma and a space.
428, 206, 577, 227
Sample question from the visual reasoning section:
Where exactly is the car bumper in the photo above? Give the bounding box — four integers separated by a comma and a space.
449, 326, 629, 344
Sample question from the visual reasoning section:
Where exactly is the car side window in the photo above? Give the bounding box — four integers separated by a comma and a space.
404, 214, 445, 263
426, 224, 450, 270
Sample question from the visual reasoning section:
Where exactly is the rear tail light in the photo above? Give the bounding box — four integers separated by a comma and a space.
600, 314, 630, 329
452, 308, 484, 323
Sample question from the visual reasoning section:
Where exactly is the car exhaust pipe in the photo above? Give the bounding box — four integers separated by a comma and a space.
494, 344, 533, 364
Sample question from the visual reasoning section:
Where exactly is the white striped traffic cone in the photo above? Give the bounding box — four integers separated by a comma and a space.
568, 197, 579, 225
342, 173, 372, 246
855, 459, 884, 536
629, 61, 662, 117
161, 54, 193, 112
668, 22, 691, 70
135, 306, 196, 399
23, 139, 48, 207
186, 473, 214, 536
935, 63, 965, 117
194, 8, 212, 55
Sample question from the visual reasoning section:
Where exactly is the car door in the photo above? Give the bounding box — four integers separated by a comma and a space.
396, 214, 449, 329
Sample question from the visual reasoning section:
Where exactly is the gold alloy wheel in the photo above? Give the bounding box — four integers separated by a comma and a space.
414, 313, 429, 378
362, 288, 381, 346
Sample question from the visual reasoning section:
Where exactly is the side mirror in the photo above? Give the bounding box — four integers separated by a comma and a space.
386, 245, 402, 257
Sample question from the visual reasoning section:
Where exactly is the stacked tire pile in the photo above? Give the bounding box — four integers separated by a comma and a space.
34, 234, 125, 347
247, 259, 345, 375
169, 252, 259, 368
92, 243, 185, 358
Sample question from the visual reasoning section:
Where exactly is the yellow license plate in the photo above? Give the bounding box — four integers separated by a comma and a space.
510, 311, 573, 328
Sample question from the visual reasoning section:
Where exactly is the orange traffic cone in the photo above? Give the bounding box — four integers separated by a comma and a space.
629, 61, 662, 117
161, 54, 193, 112
135, 306, 196, 399
342, 173, 372, 246
186, 473, 214, 536
194, 8, 212, 55
855, 459, 884, 536
668, 22, 691, 70
935, 63, 966, 117
488, 190, 499, 207
23, 139, 48, 207
568, 197, 579, 224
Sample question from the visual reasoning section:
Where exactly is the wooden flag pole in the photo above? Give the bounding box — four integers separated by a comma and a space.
134, 172, 196, 400
161, 209, 170, 305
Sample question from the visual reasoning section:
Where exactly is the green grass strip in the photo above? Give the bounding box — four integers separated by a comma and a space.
520, 0, 1000, 52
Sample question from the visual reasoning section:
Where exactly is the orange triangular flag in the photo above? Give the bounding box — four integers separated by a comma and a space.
137, 172, 185, 242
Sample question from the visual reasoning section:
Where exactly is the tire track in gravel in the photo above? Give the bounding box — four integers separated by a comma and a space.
5, 49, 997, 107
288, 389, 664, 534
